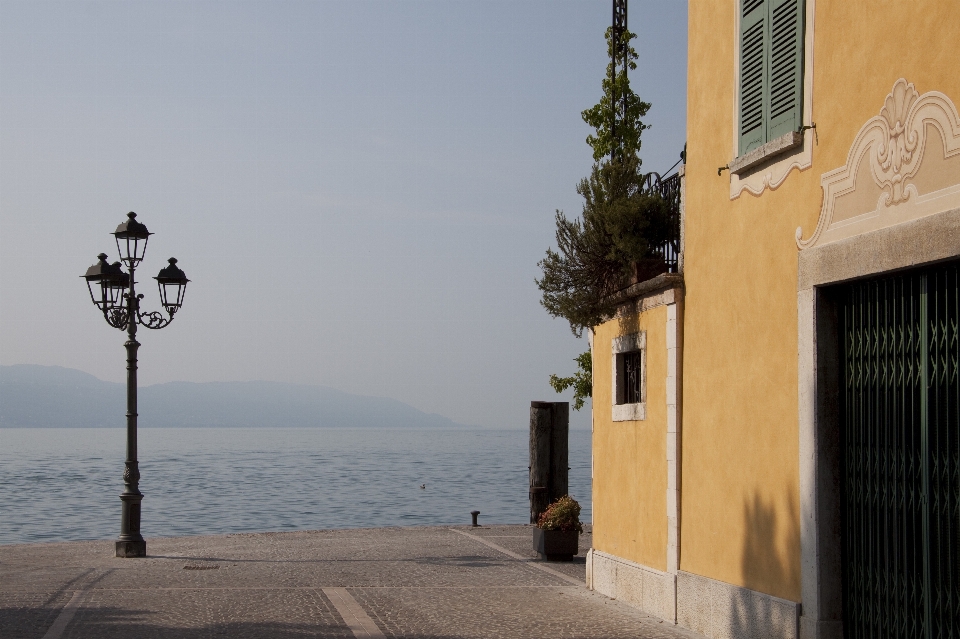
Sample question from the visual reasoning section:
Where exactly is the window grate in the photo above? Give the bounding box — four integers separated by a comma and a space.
623, 351, 642, 405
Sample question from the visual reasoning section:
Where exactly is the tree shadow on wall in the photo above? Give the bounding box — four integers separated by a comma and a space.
728, 490, 801, 639
616, 312, 640, 338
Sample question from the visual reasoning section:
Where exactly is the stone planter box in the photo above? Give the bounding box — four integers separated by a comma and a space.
533, 528, 579, 561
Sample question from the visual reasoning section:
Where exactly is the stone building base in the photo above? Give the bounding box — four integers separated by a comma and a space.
586, 549, 801, 639
585, 549, 677, 622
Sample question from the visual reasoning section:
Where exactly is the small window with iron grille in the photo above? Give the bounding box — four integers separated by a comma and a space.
612, 332, 646, 421
621, 351, 643, 404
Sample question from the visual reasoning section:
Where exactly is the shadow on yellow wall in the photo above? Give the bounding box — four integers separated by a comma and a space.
729, 489, 801, 634
616, 311, 640, 336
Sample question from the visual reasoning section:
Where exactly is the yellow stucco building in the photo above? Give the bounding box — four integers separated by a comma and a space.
585, 2, 960, 638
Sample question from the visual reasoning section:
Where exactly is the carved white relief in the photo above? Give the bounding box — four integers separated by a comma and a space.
876, 80, 920, 205
797, 79, 960, 249
730, 144, 813, 198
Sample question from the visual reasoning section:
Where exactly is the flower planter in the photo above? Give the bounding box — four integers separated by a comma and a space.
533, 528, 579, 561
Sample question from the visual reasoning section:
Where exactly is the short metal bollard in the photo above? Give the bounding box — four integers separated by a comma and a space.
470, 510, 480, 527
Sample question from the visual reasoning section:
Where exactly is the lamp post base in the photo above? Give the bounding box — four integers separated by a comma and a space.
116, 540, 147, 558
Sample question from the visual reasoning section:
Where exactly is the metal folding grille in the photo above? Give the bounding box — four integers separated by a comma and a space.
927, 263, 959, 638
842, 262, 960, 639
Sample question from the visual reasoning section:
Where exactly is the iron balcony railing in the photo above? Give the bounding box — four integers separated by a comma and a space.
641, 169, 682, 274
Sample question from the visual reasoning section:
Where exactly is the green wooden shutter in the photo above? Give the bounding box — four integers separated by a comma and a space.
739, 0, 767, 155
766, 0, 804, 140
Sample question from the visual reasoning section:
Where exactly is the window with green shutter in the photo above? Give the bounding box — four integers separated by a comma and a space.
738, 0, 805, 156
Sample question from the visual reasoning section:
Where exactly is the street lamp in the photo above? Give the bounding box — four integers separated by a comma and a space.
82, 212, 189, 558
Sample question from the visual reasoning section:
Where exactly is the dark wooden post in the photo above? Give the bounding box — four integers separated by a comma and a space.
529, 401, 570, 524
529, 402, 553, 523
549, 402, 569, 504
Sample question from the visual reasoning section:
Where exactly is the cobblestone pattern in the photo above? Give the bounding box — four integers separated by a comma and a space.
348, 586, 692, 639
1, 590, 74, 639
65, 587, 351, 639
453, 524, 592, 582
1, 525, 703, 639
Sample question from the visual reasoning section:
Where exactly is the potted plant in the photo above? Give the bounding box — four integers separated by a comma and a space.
533, 495, 582, 561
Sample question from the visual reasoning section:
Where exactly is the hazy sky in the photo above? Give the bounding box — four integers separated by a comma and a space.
0, 1, 687, 429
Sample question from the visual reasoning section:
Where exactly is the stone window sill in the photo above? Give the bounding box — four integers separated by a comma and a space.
730, 131, 803, 175
612, 403, 646, 422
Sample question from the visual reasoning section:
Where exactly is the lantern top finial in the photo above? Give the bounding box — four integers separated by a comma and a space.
154, 257, 189, 284
113, 211, 152, 239
83, 253, 124, 281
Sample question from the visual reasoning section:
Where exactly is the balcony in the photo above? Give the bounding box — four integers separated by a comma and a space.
619, 168, 683, 294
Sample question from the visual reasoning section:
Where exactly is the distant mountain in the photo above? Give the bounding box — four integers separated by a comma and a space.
0, 365, 468, 429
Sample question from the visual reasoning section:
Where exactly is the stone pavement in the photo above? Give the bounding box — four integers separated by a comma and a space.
1, 524, 707, 639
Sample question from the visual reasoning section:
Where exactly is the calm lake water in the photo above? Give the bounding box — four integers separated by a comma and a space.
0, 428, 592, 545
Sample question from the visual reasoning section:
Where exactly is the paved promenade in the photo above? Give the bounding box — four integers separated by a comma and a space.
2, 525, 704, 639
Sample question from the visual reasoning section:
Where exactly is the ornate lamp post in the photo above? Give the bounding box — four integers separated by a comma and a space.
82, 212, 189, 558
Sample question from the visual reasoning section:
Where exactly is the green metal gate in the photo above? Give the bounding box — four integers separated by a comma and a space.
842, 261, 959, 639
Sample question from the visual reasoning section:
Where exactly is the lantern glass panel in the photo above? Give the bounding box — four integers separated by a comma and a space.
105, 276, 128, 309
158, 280, 186, 313
87, 275, 126, 311
116, 234, 148, 266
86, 278, 107, 309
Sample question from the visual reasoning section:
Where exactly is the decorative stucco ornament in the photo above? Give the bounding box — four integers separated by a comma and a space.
797, 79, 960, 249
876, 80, 920, 205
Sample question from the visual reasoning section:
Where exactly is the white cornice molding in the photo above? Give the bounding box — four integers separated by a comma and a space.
797, 79, 960, 250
